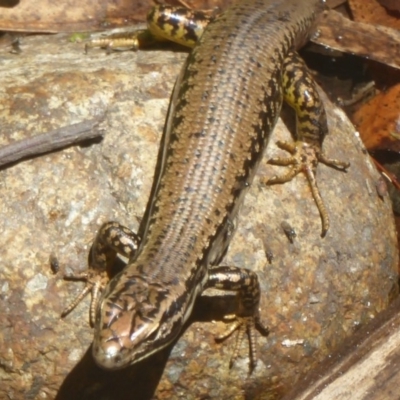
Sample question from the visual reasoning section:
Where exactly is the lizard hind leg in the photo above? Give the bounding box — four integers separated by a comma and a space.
86, 5, 218, 52
265, 51, 349, 237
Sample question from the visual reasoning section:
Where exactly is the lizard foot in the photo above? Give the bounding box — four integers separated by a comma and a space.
215, 313, 269, 372
61, 269, 108, 326
266, 140, 349, 237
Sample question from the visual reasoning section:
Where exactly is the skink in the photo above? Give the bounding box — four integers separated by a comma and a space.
63, 0, 349, 371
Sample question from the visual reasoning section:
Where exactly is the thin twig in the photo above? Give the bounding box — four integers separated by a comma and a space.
0, 116, 105, 167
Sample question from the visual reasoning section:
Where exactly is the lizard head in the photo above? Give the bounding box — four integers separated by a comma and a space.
91, 273, 186, 369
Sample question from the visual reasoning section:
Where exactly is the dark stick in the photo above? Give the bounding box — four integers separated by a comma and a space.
0, 116, 105, 167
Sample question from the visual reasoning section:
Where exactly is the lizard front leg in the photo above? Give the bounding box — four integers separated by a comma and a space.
62, 221, 140, 324
204, 266, 269, 372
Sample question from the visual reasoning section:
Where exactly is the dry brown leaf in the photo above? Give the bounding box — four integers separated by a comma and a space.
378, 0, 400, 12
0, 0, 152, 32
349, 0, 400, 29
313, 10, 400, 70
353, 84, 400, 151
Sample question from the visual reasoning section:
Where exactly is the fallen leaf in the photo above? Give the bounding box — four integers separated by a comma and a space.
349, 0, 400, 29
353, 84, 400, 151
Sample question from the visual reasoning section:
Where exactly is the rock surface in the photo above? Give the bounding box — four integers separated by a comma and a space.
0, 31, 398, 400
281, 297, 400, 400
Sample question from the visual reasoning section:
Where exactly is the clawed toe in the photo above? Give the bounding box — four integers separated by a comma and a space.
62, 269, 108, 325
215, 315, 269, 372
266, 140, 349, 236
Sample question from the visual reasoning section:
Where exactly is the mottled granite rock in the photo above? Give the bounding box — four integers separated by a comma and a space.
0, 31, 397, 400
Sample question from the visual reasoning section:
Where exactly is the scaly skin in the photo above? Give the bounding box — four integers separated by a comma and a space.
64, 0, 349, 371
